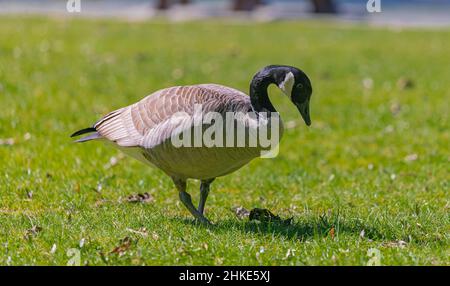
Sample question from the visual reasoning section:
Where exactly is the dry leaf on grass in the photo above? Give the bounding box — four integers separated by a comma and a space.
73, 183, 80, 193
0, 138, 15, 146
248, 208, 292, 225
24, 225, 42, 240
362, 77, 374, 90
111, 237, 133, 255
397, 77, 414, 90
390, 102, 402, 115
126, 227, 148, 237
329, 226, 335, 240
382, 240, 408, 248
26, 190, 33, 199
127, 192, 154, 204
94, 199, 107, 207
231, 206, 250, 219
404, 153, 418, 162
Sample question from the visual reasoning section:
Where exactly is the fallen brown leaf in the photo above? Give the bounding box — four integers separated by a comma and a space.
390, 102, 402, 115
110, 237, 133, 255
127, 192, 154, 204
382, 240, 408, 248
94, 199, 108, 207
24, 225, 42, 240
329, 226, 335, 240
404, 153, 418, 162
397, 77, 414, 90
73, 183, 80, 193
126, 227, 148, 237
0, 138, 15, 146
231, 206, 250, 219
248, 208, 292, 225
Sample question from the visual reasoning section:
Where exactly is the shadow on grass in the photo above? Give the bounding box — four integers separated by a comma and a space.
218, 220, 385, 241
175, 217, 384, 241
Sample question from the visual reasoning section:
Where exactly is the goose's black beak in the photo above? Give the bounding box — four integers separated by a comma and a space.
297, 101, 311, 126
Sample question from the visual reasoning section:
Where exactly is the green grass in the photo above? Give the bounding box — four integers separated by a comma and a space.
0, 16, 449, 266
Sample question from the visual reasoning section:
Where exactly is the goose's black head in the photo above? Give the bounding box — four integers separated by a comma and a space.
271, 65, 312, 126
251, 65, 313, 126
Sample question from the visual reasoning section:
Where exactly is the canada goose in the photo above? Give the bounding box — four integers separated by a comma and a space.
71, 65, 312, 224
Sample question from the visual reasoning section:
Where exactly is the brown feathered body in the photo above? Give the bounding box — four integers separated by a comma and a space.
79, 84, 284, 180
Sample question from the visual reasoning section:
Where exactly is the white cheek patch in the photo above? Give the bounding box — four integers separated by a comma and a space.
278, 72, 295, 96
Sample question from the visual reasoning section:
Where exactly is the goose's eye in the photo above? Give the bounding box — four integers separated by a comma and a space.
296, 83, 303, 89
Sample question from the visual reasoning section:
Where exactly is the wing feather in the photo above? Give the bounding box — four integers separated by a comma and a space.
93, 84, 251, 148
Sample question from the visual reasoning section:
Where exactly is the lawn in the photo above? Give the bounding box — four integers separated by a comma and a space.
0, 16, 448, 266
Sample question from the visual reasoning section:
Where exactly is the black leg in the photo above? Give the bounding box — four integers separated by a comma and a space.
173, 178, 210, 224
198, 178, 215, 215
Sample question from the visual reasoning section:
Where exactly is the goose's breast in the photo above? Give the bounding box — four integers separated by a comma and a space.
142, 143, 258, 180
139, 116, 283, 180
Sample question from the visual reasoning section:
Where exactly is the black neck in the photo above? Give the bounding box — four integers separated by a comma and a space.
249, 71, 278, 113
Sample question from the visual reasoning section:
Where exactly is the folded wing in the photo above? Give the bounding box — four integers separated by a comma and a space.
93, 84, 251, 149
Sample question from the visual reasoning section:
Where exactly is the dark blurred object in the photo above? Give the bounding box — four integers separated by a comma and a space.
156, 0, 170, 10
157, 0, 336, 14
311, 0, 337, 14
249, 208, 293, 225
232, 0, 266, 11
156, 0, 192, 10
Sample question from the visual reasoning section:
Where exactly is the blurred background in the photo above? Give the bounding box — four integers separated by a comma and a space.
1, 0, 450, 27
